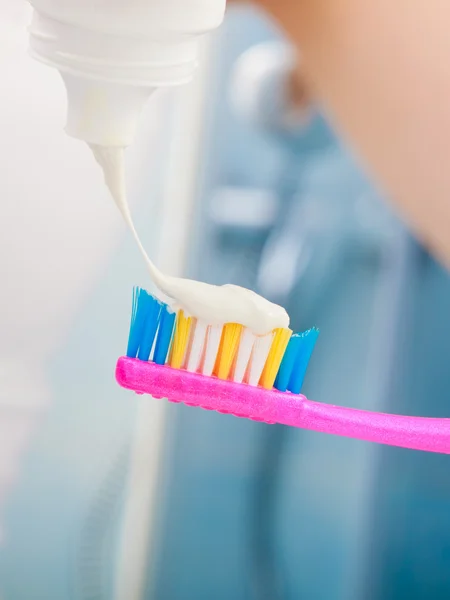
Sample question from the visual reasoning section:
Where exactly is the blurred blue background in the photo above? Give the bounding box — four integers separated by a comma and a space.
2, 3, 450, 600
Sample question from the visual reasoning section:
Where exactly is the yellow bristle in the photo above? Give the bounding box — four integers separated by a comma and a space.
169, 310, 193, 370
182, 317, 198, 370
259, 328, 292, 390
213, 323, 244, 380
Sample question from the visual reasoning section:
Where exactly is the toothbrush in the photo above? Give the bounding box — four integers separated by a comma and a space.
116, 288, 450, 454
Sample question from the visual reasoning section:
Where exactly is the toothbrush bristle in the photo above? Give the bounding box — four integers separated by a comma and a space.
259, 328, 292, 390
275, 328, 319, 393
288, 328, 319, 393
124, 288, 319, 395
202, 325, 222, 376
185, 320, 207, 373
245, 332, 274, 386
137, 298, 162, 362
232, 328, 255, 383
213, 323, 244, 380
153, 307, 176, 365
169, 310, 192, 369
127, 288, 157, 359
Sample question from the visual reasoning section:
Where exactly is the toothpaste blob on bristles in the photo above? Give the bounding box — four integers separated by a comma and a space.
126, 288, 319, 393
90, 144, 289, 336
165, 280, 290, 335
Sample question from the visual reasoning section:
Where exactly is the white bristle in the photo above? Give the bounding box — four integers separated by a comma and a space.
233, 328, 255, 383
186, 320, 208, 372
202, 325, 223, 376
247, 332, 274, 386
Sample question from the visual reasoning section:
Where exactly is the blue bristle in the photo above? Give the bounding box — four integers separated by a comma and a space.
274, 334, 302, 392
137, 297, 163, 361
288, 328, 319, 394
153, 306, 176, 365
126, 288, 154, 358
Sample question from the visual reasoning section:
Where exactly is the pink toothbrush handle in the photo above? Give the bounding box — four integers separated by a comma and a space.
116, 357, 450, 454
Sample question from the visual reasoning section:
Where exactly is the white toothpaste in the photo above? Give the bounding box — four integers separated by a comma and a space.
90, 145, 290, 335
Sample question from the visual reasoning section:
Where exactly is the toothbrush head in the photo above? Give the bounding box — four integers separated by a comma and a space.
120, 287, 318, 398
116, 288, 319, 425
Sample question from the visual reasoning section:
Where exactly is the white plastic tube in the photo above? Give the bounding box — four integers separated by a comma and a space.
28, 0, 226, 145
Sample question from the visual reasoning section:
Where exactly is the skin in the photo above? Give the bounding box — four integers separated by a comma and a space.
231, 0, 450, 266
